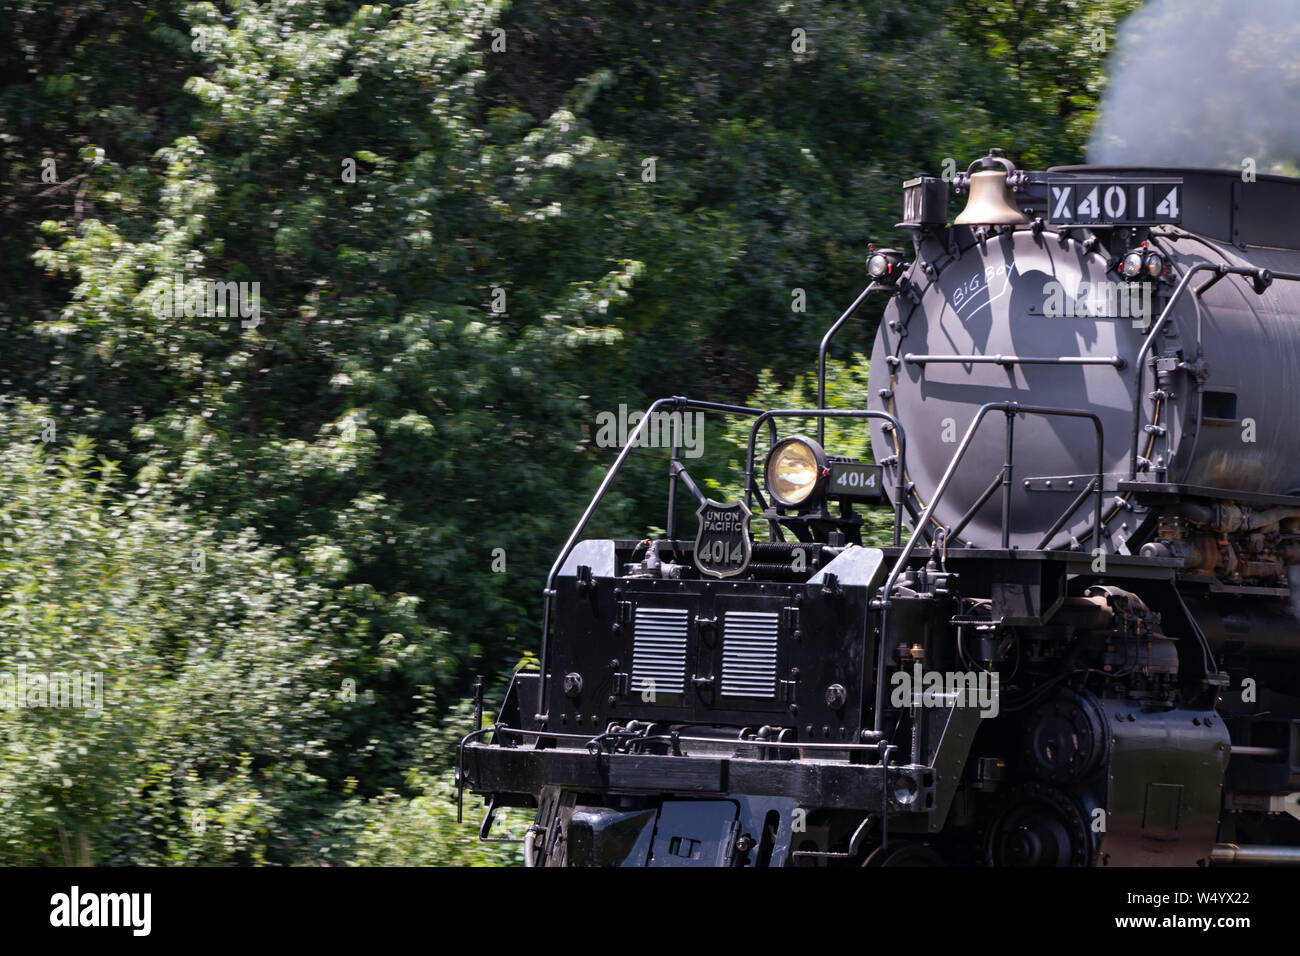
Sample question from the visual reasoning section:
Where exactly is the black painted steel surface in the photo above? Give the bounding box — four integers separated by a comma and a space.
869, 167, 1300, 551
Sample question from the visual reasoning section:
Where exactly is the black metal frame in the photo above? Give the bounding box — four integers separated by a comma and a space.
537, 397, 765, 719
536, 396, 908, 721
871, 401, 1105, 732
459, 735, 913, 813
520, 254, 1300, 771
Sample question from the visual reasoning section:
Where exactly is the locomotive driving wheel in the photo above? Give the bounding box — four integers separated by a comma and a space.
1022, 688, 1107, 784
982, 783, 1092, 867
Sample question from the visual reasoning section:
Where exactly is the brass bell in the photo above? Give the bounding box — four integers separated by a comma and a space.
954, 168, 1029, 226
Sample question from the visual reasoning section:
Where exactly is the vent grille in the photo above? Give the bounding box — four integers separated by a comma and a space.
721, 611, 779, 698
631, 607, 688, 696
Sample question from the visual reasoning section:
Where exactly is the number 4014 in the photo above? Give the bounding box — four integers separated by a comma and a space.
703, 539, 744, 562
835, 470, 877, 489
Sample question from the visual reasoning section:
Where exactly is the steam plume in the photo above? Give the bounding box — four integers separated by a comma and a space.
1089, 0, 1300, 175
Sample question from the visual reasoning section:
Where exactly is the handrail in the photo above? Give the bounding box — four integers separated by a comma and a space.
1128, 263, 1300, 480
537, 397, 910, 721
905, 353, 1125, 368
536, 396, 768, 719
743, 407, 908, 547
871, 402, 1104, 732
818, 282, 884, 445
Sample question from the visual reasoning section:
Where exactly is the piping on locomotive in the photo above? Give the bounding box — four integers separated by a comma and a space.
458, 150, 1300, 867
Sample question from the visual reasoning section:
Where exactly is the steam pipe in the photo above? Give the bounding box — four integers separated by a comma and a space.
1228, 745, 1284, 758
1211, 844, 1300, 865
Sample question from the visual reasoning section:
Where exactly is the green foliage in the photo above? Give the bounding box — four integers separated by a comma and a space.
344, 702, 524, 866
0, 0, 1133, 863
0, 402, 339, 863
948, 0, 1144, 167
27, 0, 651, 697
345, 769, 521, 866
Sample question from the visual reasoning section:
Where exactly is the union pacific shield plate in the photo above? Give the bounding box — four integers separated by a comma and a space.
693, 499, 752, 579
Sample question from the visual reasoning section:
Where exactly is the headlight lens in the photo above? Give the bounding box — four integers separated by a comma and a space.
765, 436, 826, 508
1121, 251, 1144, 278
1144, 251, 1164, 278
866, 248, 904, 282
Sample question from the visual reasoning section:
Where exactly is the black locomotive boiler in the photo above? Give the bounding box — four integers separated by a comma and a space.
459, 150, 1300, 866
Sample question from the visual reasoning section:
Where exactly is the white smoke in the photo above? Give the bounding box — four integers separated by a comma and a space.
1088, 0, 1300, 175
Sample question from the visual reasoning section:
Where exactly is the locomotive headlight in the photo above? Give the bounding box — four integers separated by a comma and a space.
866, 247, 905, 284
765, 436, 828, 508
1121, 246, 1166, 281
1121, 251, 1145, 279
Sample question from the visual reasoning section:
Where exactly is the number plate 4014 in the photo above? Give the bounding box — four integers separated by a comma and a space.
1046, 178, 1182, 226
828, 461, 883, 501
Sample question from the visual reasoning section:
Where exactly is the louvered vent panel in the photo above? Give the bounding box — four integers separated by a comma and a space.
631, 607, 688, 696
721, 611, 779, 698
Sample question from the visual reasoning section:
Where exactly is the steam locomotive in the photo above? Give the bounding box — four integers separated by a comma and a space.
458, 150, 1300, 866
